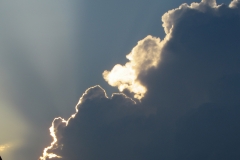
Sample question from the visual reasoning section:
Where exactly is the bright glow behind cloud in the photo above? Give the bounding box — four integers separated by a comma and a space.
39, 85, 112, 160
103, 35, 162, 99
0, 144, 10, 151
40, 117, 66, 160
0, 1, 82, 159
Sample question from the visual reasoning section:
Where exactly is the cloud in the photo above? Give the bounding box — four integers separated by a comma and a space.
39, 85, 139, 160
175, 103, 240, 160
40, 0, 240, 159
103, 35, 162, 99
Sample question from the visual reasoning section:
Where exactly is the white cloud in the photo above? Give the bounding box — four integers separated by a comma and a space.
103, 35, 162, 99
229, 0, 240, 8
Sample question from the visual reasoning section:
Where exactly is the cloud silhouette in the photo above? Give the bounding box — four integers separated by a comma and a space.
40, 0, 240, 159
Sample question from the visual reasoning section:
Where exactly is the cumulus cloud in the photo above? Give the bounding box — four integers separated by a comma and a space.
103, 35, 162, 99
162, 0, 219, 34
39, 85, 139, 160
40, 0, 240, 159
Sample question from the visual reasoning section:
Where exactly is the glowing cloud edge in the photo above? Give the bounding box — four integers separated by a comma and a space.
39, 85, 136, 160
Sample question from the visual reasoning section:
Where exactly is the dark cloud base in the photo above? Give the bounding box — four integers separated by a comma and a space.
40, 0, 240, 160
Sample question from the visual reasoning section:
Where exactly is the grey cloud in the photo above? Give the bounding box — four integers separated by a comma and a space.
40, 0, 240, 159
175, 103, 240, 160
40, 86, 146, 160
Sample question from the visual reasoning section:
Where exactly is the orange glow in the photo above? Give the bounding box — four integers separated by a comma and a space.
0, 144, 10, 152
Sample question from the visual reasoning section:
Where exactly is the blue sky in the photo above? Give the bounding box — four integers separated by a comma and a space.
0, 0, 238, 160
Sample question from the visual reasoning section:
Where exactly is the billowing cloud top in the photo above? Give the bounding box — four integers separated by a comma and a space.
40, 0, 240, 159
103, 35, 162, 99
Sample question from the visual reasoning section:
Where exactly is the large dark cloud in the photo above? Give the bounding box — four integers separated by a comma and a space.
40, 0, 240, 159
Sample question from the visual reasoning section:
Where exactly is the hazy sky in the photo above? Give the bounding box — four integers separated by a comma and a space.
0, 0, 238, 160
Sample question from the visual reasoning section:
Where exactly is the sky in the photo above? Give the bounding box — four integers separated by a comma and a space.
0, 0, 239, 159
